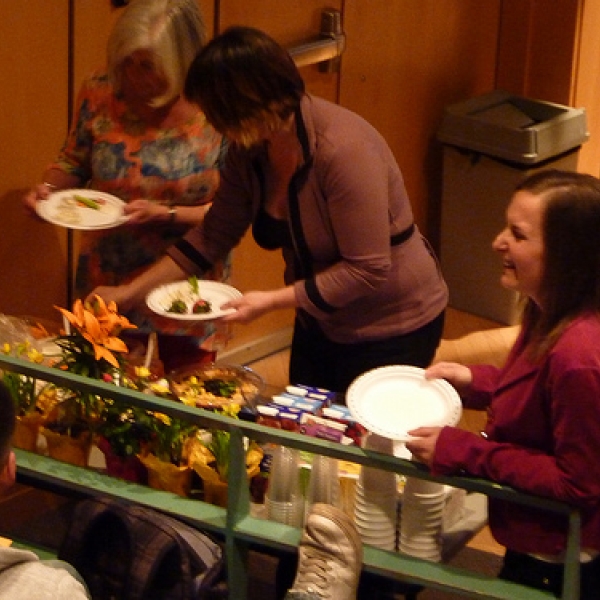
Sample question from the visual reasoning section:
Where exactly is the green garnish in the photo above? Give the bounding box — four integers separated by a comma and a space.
167, 299, 187, 314
74, 194, 100, 210
203, 378, 237, 398
189, 275, 199, 294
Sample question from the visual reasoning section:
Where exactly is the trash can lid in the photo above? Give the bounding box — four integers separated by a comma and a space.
437, 90, 589, 165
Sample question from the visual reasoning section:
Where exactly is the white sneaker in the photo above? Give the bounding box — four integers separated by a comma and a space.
287, 503, 363, 600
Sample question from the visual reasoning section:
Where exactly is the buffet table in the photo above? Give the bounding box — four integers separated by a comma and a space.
0, 354, 580, 600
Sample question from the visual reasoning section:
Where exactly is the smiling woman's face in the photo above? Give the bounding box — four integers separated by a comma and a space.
492, 190, 545, 305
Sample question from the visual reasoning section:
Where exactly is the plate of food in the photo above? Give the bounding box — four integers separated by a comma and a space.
36, 189, 128, 230
170, 363, 264, 409
146, 278, 242, 321
346, 365, 462, 441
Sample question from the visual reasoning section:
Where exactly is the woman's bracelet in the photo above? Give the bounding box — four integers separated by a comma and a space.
168, 204, 177, 223
43, 182, 58, 191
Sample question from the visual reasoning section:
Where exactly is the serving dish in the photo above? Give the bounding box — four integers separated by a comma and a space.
170, 363, 264, 410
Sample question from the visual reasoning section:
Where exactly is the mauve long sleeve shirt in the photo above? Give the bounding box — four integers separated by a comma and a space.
169, 94, 448, 343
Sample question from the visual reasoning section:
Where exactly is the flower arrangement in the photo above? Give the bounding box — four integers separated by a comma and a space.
0, 299, 264, 502
0, 339, 59, 452
35, 297, 136, 465
49, 296, 136, 420
136, 412, 199, 497
1, 340, 45, 416
188, 404, 263, 504
54, 295, 136, 377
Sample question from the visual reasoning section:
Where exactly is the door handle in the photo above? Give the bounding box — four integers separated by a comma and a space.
287, 9, 346, 72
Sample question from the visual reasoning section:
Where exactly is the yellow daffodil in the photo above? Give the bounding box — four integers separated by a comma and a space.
151, 412, 172, 427
148, 380, 171, 395
26, 348, 44, 364
134, 366, 151, 379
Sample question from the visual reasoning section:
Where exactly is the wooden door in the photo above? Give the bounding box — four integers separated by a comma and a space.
0, 2, 70, 321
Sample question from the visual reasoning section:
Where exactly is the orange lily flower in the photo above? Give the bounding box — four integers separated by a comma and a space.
55, 296, 137, 369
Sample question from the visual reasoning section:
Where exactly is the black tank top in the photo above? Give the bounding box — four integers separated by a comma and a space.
252, 205, 292, 250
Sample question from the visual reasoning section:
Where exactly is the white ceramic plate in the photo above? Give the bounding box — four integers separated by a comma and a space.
346, 365, 462, 441
37, 189, 128, 230
146, 280, 242, 321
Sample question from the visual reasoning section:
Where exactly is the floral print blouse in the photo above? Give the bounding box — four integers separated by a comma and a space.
49, 72, 228, 338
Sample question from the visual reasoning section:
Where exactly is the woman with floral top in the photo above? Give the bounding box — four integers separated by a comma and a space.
23, 0, 228, 371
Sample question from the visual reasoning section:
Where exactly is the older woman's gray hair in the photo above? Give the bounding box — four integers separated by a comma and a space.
107, 0, 206, 107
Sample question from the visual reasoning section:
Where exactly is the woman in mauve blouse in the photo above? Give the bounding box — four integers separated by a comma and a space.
90, 26, 448, 394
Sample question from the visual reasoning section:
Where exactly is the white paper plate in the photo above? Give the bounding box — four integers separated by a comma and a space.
346, 365, 462, 441
37, 189, 128, 230
146, 280, 242, 321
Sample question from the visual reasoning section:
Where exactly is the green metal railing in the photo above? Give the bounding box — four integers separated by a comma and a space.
2, 355, 580, 599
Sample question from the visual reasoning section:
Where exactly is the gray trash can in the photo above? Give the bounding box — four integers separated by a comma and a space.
438, 90, 589, 324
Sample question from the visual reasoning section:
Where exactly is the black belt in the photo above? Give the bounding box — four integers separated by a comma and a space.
391, 223, 415, 246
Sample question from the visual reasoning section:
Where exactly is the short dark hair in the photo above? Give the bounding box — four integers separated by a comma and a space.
517, 169, 600, 352
0, 382, 16, 464
184, 26, 305, 136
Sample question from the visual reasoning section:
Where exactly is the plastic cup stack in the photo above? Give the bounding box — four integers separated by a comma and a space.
264, 445, 305, 527
353, 433, 398, 551
305, 454, 340, 518
399, 474, 446, 562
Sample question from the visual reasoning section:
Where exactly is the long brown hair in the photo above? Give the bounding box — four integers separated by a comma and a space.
518, 169, 600, 356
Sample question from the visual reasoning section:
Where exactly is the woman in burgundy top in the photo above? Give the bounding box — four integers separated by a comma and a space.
92, 26, 448, 393
408, 170, 600, 598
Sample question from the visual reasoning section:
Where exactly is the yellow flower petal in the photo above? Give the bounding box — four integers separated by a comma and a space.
135, 366, 151, 378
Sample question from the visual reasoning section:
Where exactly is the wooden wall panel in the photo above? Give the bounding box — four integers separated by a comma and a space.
496, 0, 579, 104
496, 0, 600, 180
73, 2, 121, 95
0, 2, 70, 320
340, 0, 501, 248
572, 0, 600, 176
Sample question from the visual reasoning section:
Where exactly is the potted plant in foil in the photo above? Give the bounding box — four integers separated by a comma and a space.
0, 340, 60, 452
94, 400, 154, 483
187, 404, 263, 507
96, 365, 174, 483
40, 296, 136, 467
138, 411, 199, 497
